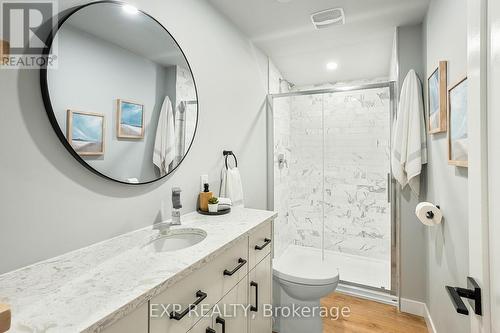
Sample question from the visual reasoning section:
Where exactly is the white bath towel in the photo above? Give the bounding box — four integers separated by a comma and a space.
392, 70, 428, 197
153, 96, 176, 176
220, 167, 244, 207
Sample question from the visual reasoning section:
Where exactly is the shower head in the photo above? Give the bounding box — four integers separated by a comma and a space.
279, 78, 295, 91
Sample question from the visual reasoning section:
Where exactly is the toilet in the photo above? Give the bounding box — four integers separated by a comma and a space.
273, 245, 340, 333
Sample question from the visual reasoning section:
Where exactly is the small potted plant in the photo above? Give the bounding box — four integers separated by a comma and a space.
208, 197, 219, 213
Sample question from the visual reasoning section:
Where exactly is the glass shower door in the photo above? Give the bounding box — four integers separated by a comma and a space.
322, 87, 392, 290
287, 93, 324, 252
270, 82, 396, 295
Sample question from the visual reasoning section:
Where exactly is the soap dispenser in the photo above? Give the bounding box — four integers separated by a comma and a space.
199, 183, 213, 212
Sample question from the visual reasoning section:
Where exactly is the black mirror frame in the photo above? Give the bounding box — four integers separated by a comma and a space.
40, 0, 199, 185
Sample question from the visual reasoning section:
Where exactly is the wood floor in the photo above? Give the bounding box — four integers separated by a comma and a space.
320, 293, 428, 333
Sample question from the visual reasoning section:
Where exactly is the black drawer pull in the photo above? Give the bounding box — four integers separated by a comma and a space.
216, 316, 226, 333
223, 258, 247, 276
250, 281, 258, 312
254, 238, 271, 251
206, 328, 216, 333
170, 290, 207, 321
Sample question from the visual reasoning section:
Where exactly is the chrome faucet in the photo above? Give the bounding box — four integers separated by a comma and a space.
171, 187, 182, 225
153, 187, 182, 233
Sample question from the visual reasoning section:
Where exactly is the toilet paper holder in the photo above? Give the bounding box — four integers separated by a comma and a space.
425, 205, 440, 219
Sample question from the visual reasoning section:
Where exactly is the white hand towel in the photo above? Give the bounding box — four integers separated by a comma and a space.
218, 197, 232, 206
153, 96, 176, 176
391, 70, 428, 197
220, 167, 244, 207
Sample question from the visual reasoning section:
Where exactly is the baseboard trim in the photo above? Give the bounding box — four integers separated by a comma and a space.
400, 298, 437, 333
400, 298, 425, 316
337, 283, 398, 306
423, 303, 437, 333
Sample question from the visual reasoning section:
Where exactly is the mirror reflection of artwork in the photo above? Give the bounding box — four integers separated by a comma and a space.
448, 77, 468, 167
43, 2, 198, 184
117, 100, 144, 139
428, 61, 447, 134
67, 110, 105, 156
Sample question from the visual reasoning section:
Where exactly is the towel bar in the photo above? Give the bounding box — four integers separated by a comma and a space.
223, 150, 238, 169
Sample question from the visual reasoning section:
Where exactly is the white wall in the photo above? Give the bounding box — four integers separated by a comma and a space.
423, 0, 469, 331
0, 0, 269, 274
396, 24, 428, 303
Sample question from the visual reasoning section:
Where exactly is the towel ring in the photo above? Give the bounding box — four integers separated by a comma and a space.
223, 150, 238, 169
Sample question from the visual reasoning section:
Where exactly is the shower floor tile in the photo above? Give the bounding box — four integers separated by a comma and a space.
287, 245, 391, 290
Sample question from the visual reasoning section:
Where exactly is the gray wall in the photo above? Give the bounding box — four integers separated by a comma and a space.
423, 0, 469, 331
0, 0, 269, 274
48, 26, 170, 182
396, 24, 428, 302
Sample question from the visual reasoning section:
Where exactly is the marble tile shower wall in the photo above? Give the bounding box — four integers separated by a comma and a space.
273, 94, 294, 259
285, 88, 391, 261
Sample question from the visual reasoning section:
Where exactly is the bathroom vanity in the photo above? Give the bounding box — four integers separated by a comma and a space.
0, 208, 276, 333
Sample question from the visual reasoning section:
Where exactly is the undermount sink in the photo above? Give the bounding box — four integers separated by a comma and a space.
145, 228, 207, 252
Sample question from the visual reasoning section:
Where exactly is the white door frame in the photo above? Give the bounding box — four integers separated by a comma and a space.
486, 1, 500, 332
467, 0, 491, 332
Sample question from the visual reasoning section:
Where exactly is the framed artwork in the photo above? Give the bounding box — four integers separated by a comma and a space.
428, 61, 448, 134
67, 110, 105, 156
117, 99, 144, 139
448, 76, 468, 167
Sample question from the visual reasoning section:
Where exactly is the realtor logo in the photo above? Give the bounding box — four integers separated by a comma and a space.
1, 0, 58, 68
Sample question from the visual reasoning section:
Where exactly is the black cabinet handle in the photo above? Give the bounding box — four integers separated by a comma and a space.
250, 281, 259, 312
223, 258, 247, 276
254, 238, 271, 251
170, 290, 207, 320
206, 328, 216, 333
216, 316, 226, 333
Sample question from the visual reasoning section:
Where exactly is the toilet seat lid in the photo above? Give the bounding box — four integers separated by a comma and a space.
273, 247, 339, 286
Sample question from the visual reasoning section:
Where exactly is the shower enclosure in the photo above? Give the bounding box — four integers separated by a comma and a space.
269, 82, 398, 299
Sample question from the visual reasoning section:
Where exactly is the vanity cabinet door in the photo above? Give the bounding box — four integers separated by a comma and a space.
248, 254, 272, 333
212, 276, 248, 333
100, 302, 149, 333
188, 314, 215, 333
189, 277, 248, 333
249, 221, 273, 270
150, 237, 248, 333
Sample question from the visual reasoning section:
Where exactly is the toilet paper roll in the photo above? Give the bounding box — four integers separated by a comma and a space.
415, 202, 442, 226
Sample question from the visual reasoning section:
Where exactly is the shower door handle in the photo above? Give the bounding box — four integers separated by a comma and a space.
387, 173, 391, 203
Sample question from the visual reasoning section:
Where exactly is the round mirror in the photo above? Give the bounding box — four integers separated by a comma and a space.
41, 1, 198, 184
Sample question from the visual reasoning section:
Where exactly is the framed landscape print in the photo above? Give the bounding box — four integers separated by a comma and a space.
117, 99, 145, 139
67, 110, 105, 156
428, 61, 448, 134
448, 76, 468, 167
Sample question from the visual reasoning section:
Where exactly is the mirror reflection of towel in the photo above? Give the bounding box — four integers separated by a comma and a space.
220, 167, 244, 207
153, 96, 176, 176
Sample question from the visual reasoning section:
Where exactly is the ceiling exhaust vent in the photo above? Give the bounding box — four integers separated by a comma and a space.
310, 8, 345, 29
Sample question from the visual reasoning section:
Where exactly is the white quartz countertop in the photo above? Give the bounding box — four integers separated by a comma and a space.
0, 207, 276, 333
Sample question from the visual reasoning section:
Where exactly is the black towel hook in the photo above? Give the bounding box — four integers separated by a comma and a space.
223, 150, 238, 169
